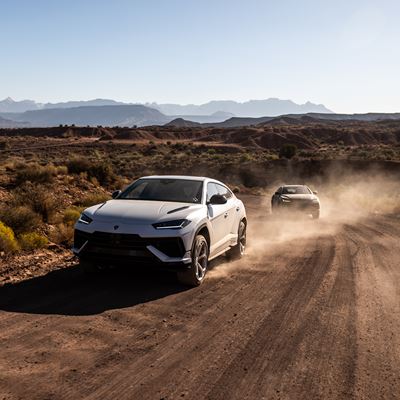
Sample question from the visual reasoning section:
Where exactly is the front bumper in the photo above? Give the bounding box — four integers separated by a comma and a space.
73, 229, 192, 269
279, 200, 320, 212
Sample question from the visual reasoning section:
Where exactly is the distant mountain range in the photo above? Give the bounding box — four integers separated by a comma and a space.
147, 99, 332, 117
0, 97, 332, 117
0, 105, 169, 128
0, 97, 126, 113
1, 97, 399, 129
0, 115, 29, 128
0, 97, 333, 127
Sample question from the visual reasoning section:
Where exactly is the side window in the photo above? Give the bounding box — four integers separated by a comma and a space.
206, 183, 220, 203
216, 184, 232, 199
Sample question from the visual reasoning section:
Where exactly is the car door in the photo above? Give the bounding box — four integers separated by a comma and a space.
215, 183, 237, 242
206, 182, 231, 254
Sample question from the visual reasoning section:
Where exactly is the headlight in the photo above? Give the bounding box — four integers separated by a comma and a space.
312, 198, 319, 203
152, 219, 191, 230
78, 213, 93, 224
281, 198, 291, 203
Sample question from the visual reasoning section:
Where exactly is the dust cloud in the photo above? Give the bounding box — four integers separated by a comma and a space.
209, 169, 400, 279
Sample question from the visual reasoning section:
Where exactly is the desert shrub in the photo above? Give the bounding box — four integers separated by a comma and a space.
0, 205, 42, 235
91, 162, 115, 185
14, 163, 56, 185
63, 207, 82, 226
50, 223, 74, 246
298, 149, 313, 158
279, 144, 297, 159
0, 140, 10, 150
55, 165, 68, 175
66, 157, 92, 174
232, 186, 240, 194
207, 148, 216, 155
240, 153, 253, 162
88, 176, 100, 186
0, 222, 19, 253
172, 142, 187, 151
19, 232, 48, 250
239, 168, 260, 188
66, 158, 115, 185
76, 192, 110, 207
12, 183, 58, 223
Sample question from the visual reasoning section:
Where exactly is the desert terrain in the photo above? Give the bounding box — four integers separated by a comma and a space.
1, 121, 400, 399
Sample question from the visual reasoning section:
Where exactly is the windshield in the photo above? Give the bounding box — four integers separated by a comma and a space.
119, 178, 203, 204
282, 186, 311, 195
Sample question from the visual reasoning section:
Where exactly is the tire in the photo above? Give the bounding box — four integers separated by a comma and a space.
177, 235, 209, 286
312, 210, 320, 219
227, 220, 246, 260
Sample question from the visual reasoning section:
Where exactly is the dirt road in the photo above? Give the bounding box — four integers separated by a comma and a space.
1, 196, 400, 399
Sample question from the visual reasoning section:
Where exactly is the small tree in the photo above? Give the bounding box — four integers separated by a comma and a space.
279, 144, 297, 159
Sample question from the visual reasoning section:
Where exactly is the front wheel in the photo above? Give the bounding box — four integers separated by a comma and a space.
227, 220, 246, 260
177, 235, 209, 286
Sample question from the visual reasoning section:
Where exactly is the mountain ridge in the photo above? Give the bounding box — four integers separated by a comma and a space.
0, 105, 168, 127
0, 97, 332, 117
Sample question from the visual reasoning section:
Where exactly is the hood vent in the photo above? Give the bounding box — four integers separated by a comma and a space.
167, 206, 190, 214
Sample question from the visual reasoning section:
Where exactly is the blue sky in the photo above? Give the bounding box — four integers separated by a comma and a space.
1, 0, 399, 113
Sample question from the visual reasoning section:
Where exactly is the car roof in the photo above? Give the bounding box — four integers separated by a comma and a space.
140, 175, 206, 181
140, 175, 225, 185
282, 184, 308, 187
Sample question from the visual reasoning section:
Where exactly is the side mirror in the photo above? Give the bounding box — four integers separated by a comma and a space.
112, 190, 121, 199
313, 191, 318, 195
208, 194, 227, 205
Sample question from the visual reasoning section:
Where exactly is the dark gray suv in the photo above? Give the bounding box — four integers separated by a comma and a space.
271, 185, 320, 219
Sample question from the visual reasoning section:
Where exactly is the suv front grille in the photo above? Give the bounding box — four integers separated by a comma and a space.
74, 230, 185, 258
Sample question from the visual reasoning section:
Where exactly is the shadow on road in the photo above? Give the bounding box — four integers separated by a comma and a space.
0, 265, 190, 316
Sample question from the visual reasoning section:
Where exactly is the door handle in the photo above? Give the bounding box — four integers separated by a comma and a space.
236, 207, 240, 212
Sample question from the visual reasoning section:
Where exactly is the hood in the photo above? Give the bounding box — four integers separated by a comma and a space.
282, 194, 317, 201
88, 199, 202, 224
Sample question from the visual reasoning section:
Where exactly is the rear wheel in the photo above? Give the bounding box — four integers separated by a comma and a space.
227, 220, 246, 260
177, 235, 209, 286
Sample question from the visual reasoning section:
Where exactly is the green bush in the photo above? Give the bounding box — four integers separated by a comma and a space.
0, 205, 42, 235
14, 163, 56, 185
0, 222, 19, 253
19, 232, 48, 250
63, 207, 82, 226
279, 144, 297, 159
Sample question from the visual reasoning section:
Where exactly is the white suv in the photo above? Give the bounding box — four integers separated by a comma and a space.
73, 176, 247, 286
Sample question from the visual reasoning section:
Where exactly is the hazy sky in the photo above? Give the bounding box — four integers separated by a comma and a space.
2, 0, 400, 113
